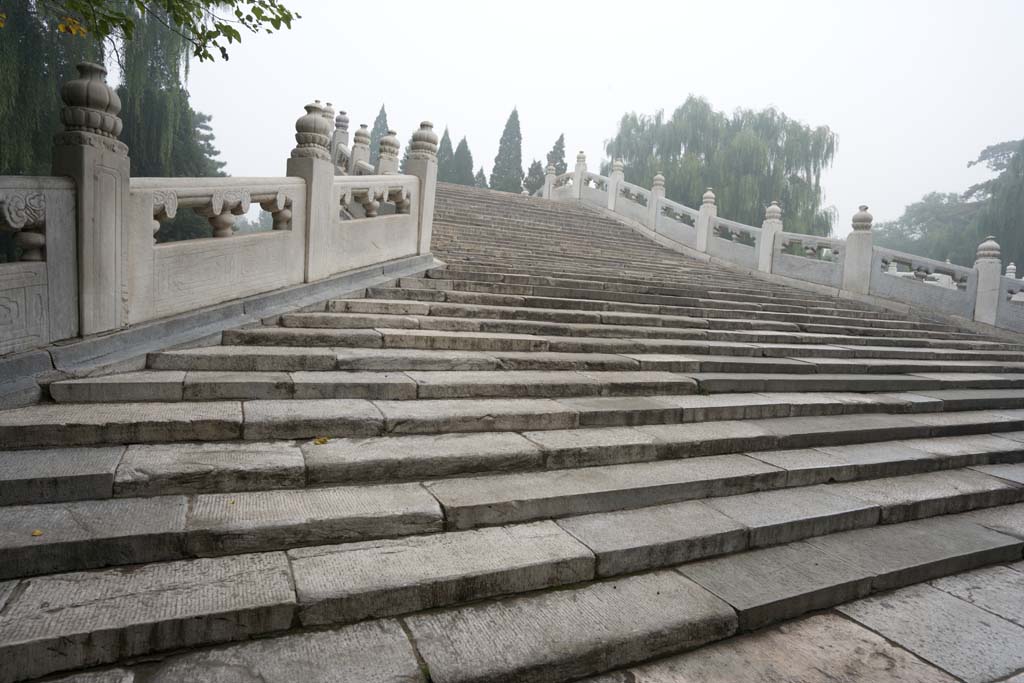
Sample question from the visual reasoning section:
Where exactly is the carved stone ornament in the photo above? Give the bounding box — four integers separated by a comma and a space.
0, 192, 47, 261
195, 189, 252, 238
151, 190, 178, 238
291, 101, 332, 161
851, 205, 873, 232
409, 122, 439, 160
388, 186, 412, 214
59, 62, 123, 139
259, 192, 293, 230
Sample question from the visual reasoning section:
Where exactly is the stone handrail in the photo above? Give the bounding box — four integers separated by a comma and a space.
0, 63, 440, 358
541, 151, 1019, 334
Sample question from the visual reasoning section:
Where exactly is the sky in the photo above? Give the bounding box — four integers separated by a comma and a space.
185, 0, 1024, 237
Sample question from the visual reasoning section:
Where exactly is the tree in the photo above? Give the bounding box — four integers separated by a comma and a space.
474, 167, 488, 189
976, 139, 1024, 266
6, 0, 299, 62
437, 127, 455, 183
546, 133, 567, 175
604, 96, 837, 235
368, 105, 388, 166
524, 159, 545, 195
873, 193, 984, 266
490, 108, 524, 193
451, 137, 475, 186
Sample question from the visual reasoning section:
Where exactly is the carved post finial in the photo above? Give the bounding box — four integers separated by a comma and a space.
291, 100, 331, 161
377, 129, 401, 174
765, 200, 782, 221
335, 110, 350, 133
977, 236, 1001, 260
410, 121, 439, 160
576, 150, 587, 165
851, 205, 873, 232
652, 173, 665, 189
59, 62, 123, 139
1008, 262, 1017, 279
702, 188, 716, 206
612, 158, 625, 175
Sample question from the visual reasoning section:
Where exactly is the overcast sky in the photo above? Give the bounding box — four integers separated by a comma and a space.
185, 0, 1023, 237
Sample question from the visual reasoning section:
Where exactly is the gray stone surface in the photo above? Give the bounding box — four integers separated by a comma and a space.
899, 433, 1024, 461
755, 413, 929, 449
376, 397, 577, 434
303, 431, 542, 484
141, 620, 425, 683
426, 454, 786, 530
971, 461, 1024, 485
150, 346, 339, 371
0, 495, 187, 578
556, 501, 747, 576
931, 564, 1024, 626
829, 469, 1024, 523
0, 552, 295, 683
185, 483, 442, 555
242, 399, 383, 440
589, 612, 958, 682
960, 501, 1024, 538
523, 426, 660, 468
291, 521, 594, 625
637, 420, 779, 457
839, 583, 1024, 683
807, 515, 1023, 591
291, 370, 418, 399
0, 446, 124, 505
50, 671, 135, 683
679, 540, 873, 630
115, 441, 304, 496
749, 443, 935, 486
50, 371, 186, 402
406, 570, 737, 683
182, 371, 294, 399
703, 486, 880, 546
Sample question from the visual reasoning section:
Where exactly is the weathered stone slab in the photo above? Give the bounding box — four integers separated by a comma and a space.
115, 441, 304, 496
839, 583, 1024, 683
406, 571, 737, 683
223, 326, 383, 347
334, 347, 501, 370
749, 444, 934, 486
829, 469, 1024, 523
931, 564, 1024, 626
0, 446, 124, 505
589, 612, 958, 682
897, 433, 1024, 466
704, 486, 880, 547
50, 371, 186, 402
556, 396, 682, 427
50, 670, 135, 683
556, 501, 747, 576
905, 409, 1024, 435
0, 402, 243, 448
679, 541, 872, 630
971, 462, 1024, 485
303, 431, 542, 484
381, 327, 548, 352
291, 521, 593, 625
242, 399, 383, 440
185, 483, 442, 555
142, 620, 424, 683
331, 297, 432, 315
376, 398, 577, 434
493, 351, 639, 370
0, 495, 187, 578
426, 455, 786, 530
282, 311, 422, 329
523, 426, 660, 469
406, 370, 604, 399
636, 421, 778, 458
960, 501, 1024, 539
0, 552, 295, 683
182, 371, 294, 400
807, 515, 1023, 591
754, 413, 928, 449
149, 346, 339, 371
661, 393, 794, 421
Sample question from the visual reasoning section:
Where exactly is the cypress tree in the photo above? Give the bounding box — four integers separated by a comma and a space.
524, 160, 545, 195
452, 137, 476, 186
369, 105, 388, 166
490, 108, 524, 193
546, 134, 567, 175
474, 167, 488, 189
437, 128, 455, 183
400, 132, 412, 173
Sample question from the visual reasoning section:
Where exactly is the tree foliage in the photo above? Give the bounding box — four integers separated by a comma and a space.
490, 108, 524, 193
437, 127, 455, 183
546, 133, 566, 175
474, 167, 487, 189
524, 159, 544, 195
605, 96, 838, 235
451, 137, 475, 186
368, 105, 387, 166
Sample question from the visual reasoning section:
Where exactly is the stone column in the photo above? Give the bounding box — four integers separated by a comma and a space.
349, 124, 371, 174
842, 205, 873, 295
286, 100, 334, 282
542, 164, 555, 199
695, 188, 717, 253
974, 236, 1002, 325
758, 201, 783, 273
1006, 262, 1017, 279
648, 173, 665, 228
607, 159, 625, 211
376, 130, 400, 174
572, 151, 587, 201
330, 110, 350, 174
52, 62, 130, 336
404, 122, 439, 255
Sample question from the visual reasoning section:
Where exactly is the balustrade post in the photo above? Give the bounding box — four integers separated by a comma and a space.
974, 236, 1002, 325
331, 111, 350, 174
607, 159, 625, 211
758, 201, 783, 273
648, 172, 665, 228
573, 151, 587, 200
1006, 262, 1017, 279
404, 122, 439, 255
695, 188, 717, 253
842, 205, 873, 295
376, 130, 400, 174
51, 62, 130, 335
349, 124, 371, 174
286, 100, 334, 282
542, 164, 556, 199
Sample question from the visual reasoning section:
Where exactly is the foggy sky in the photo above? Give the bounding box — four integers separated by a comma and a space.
185, 0, 1024, 237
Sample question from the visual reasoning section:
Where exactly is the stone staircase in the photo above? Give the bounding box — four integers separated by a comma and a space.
1, 182, 1024, 682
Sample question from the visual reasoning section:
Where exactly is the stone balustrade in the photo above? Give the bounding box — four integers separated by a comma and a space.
541, 151, 1022, 334
0, 63, 439, 358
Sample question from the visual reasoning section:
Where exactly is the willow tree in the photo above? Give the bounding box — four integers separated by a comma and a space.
605, 96, 838, 235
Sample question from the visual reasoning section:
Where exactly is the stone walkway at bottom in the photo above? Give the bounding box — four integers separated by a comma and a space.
587, 559, 1024, 683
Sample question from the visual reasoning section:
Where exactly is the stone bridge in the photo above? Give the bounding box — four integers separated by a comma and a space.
1, 64, 1023, 682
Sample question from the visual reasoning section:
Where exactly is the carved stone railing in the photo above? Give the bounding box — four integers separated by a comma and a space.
541, 150, 1020, 333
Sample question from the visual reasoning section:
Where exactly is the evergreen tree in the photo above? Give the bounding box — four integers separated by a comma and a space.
474, 167, 488, 189
368, 105, 388, 166
452, 137, 476, 186
400, 132, 413, 174
524, 159, 545, 195
490, 108, 524, 193
546, 133, 567, 175
437, 128, 456, 183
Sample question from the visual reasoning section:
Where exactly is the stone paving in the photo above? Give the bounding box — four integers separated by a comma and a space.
1, 183, 1023, 681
